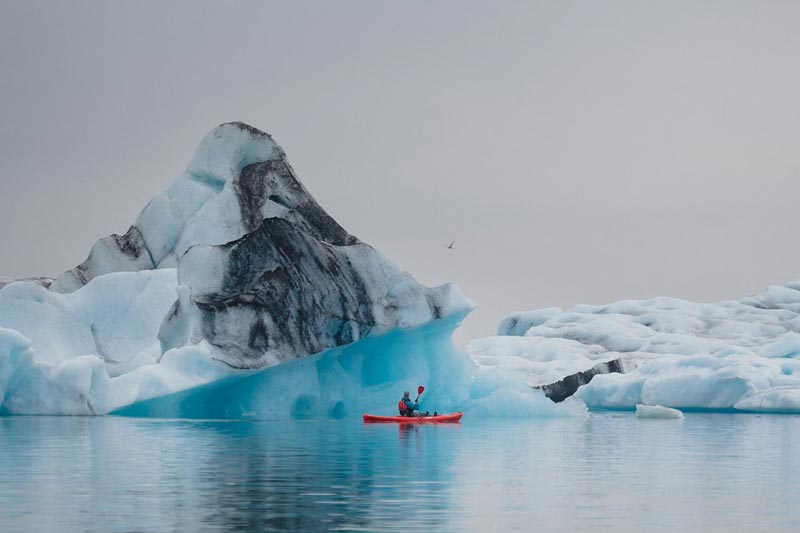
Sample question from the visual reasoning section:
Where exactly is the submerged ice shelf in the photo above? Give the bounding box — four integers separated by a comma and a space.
114, 312, 574, 420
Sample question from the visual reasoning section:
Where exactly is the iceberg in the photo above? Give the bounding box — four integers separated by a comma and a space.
478, 284, 800, 413
1, 122, 571, 419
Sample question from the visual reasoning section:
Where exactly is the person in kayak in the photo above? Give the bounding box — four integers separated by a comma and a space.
398, 391, 420, 417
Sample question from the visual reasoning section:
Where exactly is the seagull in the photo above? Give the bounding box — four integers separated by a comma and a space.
447, 240, 455, 250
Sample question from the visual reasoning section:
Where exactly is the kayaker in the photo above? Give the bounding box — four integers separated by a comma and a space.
398, 391, 420, 417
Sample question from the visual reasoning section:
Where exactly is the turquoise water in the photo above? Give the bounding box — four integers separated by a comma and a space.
1, 413, 798, 532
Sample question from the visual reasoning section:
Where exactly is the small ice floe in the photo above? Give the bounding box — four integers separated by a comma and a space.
635, 404, 684, 419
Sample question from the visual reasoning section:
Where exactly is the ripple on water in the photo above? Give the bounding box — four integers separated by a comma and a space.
1, 413, 799, 532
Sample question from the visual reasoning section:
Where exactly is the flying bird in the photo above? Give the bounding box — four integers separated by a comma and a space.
447, 240, 455, 250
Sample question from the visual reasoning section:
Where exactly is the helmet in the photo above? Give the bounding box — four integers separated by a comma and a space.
403, 391, 410, 397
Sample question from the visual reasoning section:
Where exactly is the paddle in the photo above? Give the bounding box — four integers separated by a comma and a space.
416, 385, 424, 402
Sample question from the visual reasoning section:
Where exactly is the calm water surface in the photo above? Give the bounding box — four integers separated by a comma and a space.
1, 413, 798, 532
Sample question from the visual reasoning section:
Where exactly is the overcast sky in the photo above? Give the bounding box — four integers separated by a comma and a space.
1, 1, 799, 346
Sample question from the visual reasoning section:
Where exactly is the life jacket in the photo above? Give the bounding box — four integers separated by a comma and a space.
398, 399, 408, 413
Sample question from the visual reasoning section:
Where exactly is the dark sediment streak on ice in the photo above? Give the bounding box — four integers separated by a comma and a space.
158, 216, 462, 369
536, 358, 625, 403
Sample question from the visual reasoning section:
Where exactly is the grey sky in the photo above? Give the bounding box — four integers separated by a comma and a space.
1, 1, 799, 346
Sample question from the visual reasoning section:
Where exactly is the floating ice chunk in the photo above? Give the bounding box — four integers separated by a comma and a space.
635, 404, 684, 419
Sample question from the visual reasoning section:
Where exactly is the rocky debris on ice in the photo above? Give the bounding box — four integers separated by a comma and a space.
535, 358, 625, 403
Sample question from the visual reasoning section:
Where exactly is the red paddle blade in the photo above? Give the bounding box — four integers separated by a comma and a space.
417, 385, 425, 395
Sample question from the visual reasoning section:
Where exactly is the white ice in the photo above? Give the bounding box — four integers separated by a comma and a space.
635, 404, 684, 419
466, 335, 619, 387
481, 280, 800, 413
0, 270, 178, 372
0, 270, 236, 415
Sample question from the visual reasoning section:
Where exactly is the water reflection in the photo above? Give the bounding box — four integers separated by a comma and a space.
1, 414, 799, 532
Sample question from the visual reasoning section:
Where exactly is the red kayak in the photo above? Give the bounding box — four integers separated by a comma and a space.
362, 412, 463, 424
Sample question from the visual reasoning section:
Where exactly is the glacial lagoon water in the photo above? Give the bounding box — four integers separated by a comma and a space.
1, 413, 799, 532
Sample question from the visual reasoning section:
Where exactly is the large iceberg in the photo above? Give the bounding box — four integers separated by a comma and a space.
0, 122, 567, 418
472, 282, 800, 413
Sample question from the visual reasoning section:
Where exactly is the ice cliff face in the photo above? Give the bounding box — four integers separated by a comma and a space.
472, 282, 800, 412
0, 122, 488, 416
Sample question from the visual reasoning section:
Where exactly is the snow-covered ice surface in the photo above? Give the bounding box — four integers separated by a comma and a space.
467, 335, 620, 387
476, 281, 800, 413
0, 122, 572, 418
